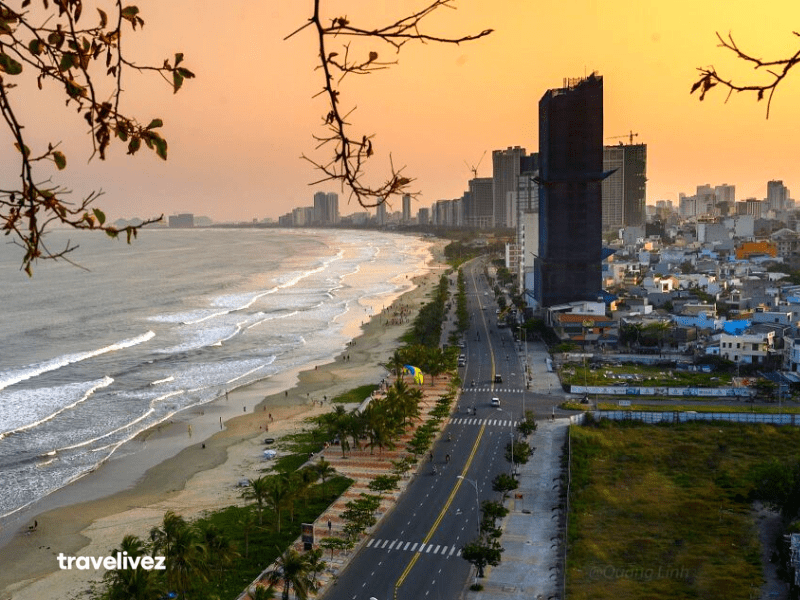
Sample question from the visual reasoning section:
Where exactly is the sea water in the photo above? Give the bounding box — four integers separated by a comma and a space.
0, 227, 431, 520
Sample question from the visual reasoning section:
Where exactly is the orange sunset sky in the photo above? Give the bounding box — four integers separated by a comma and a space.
3, 0, 800, 222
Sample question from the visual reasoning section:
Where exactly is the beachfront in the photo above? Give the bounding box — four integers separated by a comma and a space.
0, 240, 449, 600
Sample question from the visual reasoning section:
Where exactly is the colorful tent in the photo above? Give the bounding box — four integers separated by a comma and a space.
404, 365, 424, 385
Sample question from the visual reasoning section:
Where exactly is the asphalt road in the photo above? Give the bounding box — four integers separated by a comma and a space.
321, 260, 536, 600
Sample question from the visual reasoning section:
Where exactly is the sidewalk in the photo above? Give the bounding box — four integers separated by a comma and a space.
471, 417, 569, 600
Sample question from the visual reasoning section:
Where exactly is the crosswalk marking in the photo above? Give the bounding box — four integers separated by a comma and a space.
366, 539, 460, 557
461, 387, 525, 393
450, 417, 519, 427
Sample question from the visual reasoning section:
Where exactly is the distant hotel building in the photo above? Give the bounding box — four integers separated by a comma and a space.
376, 201, 387, 226
313, 191, 339, 225
402, 194, 412, 224
463, 177, 493, 228
493, 146, 527, 229
168, 213, 194, 228
601, 142, 646, 231
768, 180, 790, 212
535, 73, 604, 308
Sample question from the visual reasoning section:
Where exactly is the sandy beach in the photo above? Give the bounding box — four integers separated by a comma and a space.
0, 237, 449, 600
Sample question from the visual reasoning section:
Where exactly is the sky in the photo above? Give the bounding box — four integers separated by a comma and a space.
4, 0, 800, 223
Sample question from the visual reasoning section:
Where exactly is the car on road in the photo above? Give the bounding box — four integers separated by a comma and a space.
494, 374, 503, 383
491, 397, 501, 407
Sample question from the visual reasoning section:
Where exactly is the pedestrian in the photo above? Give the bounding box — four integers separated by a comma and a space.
219, 416, 223, 430
328, 519, 332, 532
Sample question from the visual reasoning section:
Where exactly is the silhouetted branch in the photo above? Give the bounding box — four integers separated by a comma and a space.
288, 0, 492, 208
0, 0, 193, 274
692, 31, 800, 118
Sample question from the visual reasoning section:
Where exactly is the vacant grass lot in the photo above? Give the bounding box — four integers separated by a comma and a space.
567, 420, 800, 600
561, 364, 734, 388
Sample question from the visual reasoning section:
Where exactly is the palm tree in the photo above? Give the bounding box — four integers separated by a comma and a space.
101, 535, 161, 600
242, 475, 271, 525
364, 400, 396, 456
197, 522, 238, 580
294, 466, 319, 508
235, 507, 257, 559
266, 474, 293, 533
266, 547, 324, 600
148, 510, 185, 557
150, 511, 207, 600
385, 349, 406, 379
312, 458, 336, 500
249, 582, 277, 600
345, 409, 364, 453
328, 405, 351, 457
389, 378, 422, 426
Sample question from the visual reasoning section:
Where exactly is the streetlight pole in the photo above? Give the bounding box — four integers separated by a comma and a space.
457, 475, 480, 537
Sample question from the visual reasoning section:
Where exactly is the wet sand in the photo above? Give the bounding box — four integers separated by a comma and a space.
0, 239, 449, 600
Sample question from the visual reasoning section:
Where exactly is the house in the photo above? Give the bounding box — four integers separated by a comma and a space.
718, 330, 775, 365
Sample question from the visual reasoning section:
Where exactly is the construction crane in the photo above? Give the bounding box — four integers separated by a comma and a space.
607, 130, 639, 145
464, 150, 487, 179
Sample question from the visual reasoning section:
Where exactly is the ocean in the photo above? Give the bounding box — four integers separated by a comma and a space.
0, 227, 431, 522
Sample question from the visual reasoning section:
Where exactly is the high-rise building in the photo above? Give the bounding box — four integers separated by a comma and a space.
312, 191, 339, 225
168, 213, 194, 228
376, 200, 387, 226
601, 143, 647, 230
768, 180, 789, 212
535, 73, 604, 307
325, 192, 339, 224
492, 146, 527, 228
516, 153, 539, 298
402, 194, 412, 223
715, 184, 735, 205
464, 177, 493, 228
417, 207, 430, 226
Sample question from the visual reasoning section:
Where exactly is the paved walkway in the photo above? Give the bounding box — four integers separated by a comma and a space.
470, 417, 568, 600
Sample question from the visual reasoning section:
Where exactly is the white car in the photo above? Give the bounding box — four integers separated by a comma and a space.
491, 397, 501, 407
263, 449, 277, 460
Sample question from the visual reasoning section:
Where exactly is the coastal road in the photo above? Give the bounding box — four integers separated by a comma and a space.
321, 261, 532, 600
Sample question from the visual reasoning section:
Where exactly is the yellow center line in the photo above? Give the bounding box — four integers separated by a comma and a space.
394, 421, 487, 599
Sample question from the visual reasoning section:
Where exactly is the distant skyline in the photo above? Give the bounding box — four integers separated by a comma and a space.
3, 1, 800, 223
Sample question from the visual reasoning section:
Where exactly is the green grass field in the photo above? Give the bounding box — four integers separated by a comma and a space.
561, 364, 734, 388
567, 420, 800, 599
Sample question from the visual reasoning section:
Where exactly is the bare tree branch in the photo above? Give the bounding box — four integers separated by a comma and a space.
691, 31, 800, 118
288, 0, 492, 208
0, 0, 194, 274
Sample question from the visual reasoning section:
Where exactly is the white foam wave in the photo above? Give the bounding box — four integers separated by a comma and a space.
0, 332, 154, 392
245, 310, 298, 331
52, 406, 158, 454
0, 377, 114, 439
151, 376, 175, 386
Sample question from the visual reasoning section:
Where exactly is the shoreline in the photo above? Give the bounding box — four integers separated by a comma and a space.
0, 238, 449, 600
